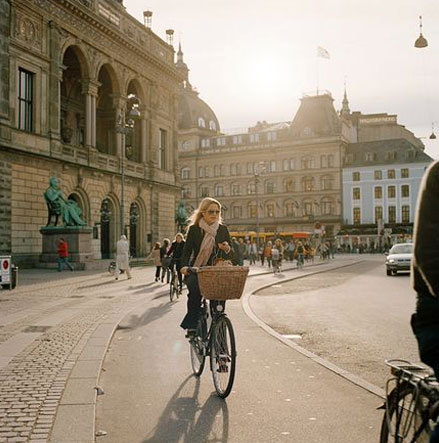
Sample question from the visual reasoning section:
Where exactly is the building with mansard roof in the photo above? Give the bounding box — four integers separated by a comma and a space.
0, 0, 182, 266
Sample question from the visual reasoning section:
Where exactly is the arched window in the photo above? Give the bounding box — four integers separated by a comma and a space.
198, 117, 206, 128
247, 182, 256, 195
214, 184, 224, 197
301, 156, 314, 169
265, 202, 275, 217
303, 200, 313, 215
209, 121, 216, 131
265, 181, 276, 194
231, 183, 241, 196
248, 202, 257, 218
201, 138, 210, 148
321, 198, 333, 215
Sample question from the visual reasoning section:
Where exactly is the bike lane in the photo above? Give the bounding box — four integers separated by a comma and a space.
96, 257, 382, 443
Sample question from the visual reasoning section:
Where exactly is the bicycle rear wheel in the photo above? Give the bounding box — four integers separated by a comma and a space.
190, 319, 206, 376
169, 273, 178, 302
210, 315, 236, 399
380, 383, 431, 442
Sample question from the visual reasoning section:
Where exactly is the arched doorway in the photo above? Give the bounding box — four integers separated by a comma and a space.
61, 47, 87, 145
100, 198, 113, 259
129, 202, 140, 257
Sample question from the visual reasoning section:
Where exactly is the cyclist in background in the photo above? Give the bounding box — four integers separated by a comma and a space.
160, 238, 171, 283
296, 241, 305, 267
167, 233, 185, 293
410, 161, 439, 443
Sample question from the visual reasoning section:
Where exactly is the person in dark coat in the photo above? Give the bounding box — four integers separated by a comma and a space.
411, 161, 439, 380
160, 238, 171, 283
166, 233, 185, 291
180, 197, 235, 335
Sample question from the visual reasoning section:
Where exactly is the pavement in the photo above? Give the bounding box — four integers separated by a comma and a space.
0, 255, 378, 442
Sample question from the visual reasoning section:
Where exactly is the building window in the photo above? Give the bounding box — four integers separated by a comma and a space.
209, 121, 216, 131
374, 170, 382, 180
247, 162, 254, 174
204, 167, 210, 178
181, 186, 191, 199
198, 167, 204, 178
302, 157, 314, 169
266, 181, 275, 194
321, 155, 327, 168
401, 168, 409, 178
201, 186, 209, 197
365, 152, 376, 162
266, 203, 275, 217
327, 154, 334, 167
321, 175, 333, 190
18, 68, 34, 132
353, 207, 361, 225
401, 205, 410, 223
181, 167, 190, 180
247, 182, 256, 194
216, 137, 226, 146
267, 131, 277, 141
353, 171, 360, 181
401, 185, 410, 198
232, 206, 242, 219
201, 138, 210, 148
214, 184, 224, 197
388, 186, 396, 199
232, 135, 242, 144
388, 206, 396, 223
181, 140, 190, 151
231, 184, 240, 195
303, 177, 314, 192
283, 159, 289, 171
321, 199, 332, 215
250, 133, 259, 143
353, 187, 360, 200
374, 186, 382, 199
158, 128, 167, 169
285, 202, 295, 217
285, 179, 294, 192
269, 160, 276, 172
375, 206, 383, 224
304, 201, 313, 216
290, 159, 295, 170
249, 204, 257, 218
387, 169, 396, 179
198, 117, 206, 128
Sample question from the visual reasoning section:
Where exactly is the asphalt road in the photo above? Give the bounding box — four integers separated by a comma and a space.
251, 257, 420, 389
95, 259, 384, 443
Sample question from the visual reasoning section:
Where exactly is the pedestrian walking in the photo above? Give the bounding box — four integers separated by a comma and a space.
264, 241, 273, 268
160, 238, 171, 283
57, 237, 74, 272
146, 242, 162, 281
250, 240, 258, 265
115, 234, 132, 280
232, 237, 244, 266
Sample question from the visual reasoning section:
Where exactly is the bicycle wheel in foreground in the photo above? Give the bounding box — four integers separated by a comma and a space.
190, 320, 206, 376
169, 274, 178, 302
210, 315, 236, 399
380, 383, 431, 443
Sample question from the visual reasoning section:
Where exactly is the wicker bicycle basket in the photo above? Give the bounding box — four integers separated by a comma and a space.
197, 265, 249, 301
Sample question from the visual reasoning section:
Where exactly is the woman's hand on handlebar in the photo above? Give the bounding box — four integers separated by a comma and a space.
181, 266, 198, 276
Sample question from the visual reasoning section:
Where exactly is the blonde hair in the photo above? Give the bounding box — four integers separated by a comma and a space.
174, 232, 184, 241
188, 197, 223, 227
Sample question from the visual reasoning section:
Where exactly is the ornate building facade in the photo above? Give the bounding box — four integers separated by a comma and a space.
0, 0, 182, 265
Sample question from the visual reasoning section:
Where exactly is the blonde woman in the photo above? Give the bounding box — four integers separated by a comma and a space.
180, 197, 235, 336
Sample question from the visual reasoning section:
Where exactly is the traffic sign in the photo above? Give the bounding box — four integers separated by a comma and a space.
0, 257, 11, 284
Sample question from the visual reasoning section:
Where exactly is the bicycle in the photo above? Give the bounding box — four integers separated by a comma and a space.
169, 267, 181, 302
187, 267, 239, 399
379, 358, 439, 442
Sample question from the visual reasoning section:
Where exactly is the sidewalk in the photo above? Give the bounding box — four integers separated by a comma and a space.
0, 256, 362, 442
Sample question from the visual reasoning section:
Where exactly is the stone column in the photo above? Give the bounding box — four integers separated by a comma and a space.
140, 106, 148, 163
81, 79, 99, 149
112, 95, 126, 157
48, 21, 61, 138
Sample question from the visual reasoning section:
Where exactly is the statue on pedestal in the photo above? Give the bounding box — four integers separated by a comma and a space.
43, 177, 87, 227
175, 200, 188, 233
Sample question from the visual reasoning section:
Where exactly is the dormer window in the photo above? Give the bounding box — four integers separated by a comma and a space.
198, 117, 206, 128
209, 121, 216, 131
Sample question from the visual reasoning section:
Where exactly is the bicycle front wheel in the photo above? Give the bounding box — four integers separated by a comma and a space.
380, 383, 431, 443
210, 315, 236, 399
169, 274, 178, 302
190, 320, 206, 376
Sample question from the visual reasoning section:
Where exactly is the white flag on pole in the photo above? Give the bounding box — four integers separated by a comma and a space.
317, 46, 330, 59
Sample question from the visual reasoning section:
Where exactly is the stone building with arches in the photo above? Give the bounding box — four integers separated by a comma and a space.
0, 0, 182, 265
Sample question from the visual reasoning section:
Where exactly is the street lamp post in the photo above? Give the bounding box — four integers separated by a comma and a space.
115, 97, 141, 236
254, 162, 265, 247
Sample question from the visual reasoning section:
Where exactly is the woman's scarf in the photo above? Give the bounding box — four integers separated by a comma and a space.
193, 218, 219, 267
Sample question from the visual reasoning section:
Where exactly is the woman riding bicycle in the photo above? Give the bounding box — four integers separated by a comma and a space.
180, 197, 235, 337
166, 233, 185, 292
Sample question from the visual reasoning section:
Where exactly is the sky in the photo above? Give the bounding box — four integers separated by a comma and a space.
124, 0, 439, 159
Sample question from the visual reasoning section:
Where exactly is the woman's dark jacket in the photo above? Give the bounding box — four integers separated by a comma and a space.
167, 241, 185, 261
181, 224, 236, 267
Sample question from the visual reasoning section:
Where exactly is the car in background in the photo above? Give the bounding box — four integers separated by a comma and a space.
385, 243, 413, 276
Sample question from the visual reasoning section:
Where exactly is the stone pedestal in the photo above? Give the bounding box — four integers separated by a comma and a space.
40, 227, 94, 269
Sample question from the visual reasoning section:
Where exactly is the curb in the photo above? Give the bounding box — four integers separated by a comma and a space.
241, 260, 386, 399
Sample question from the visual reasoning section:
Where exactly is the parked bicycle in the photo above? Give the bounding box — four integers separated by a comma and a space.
187, 264, 248, 399
379, 359, 439, 442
